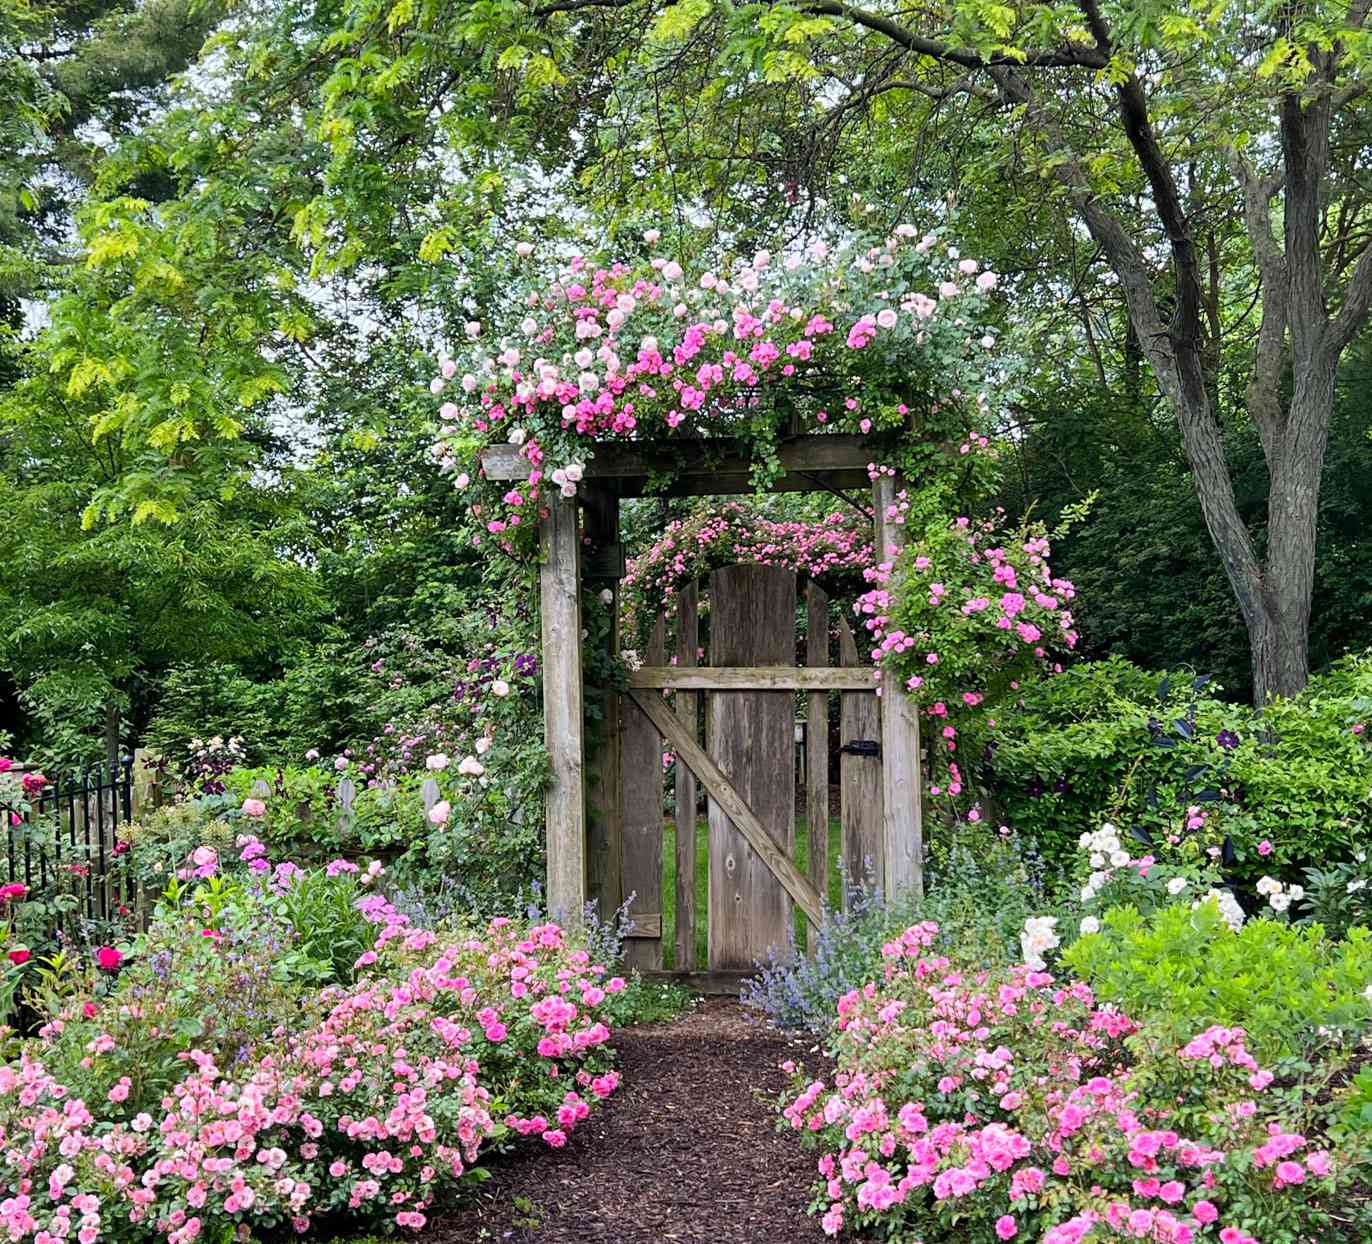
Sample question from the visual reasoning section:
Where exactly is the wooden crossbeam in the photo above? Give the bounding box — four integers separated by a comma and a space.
627, 688, 824, 929
480, 435, 878, 498
628, 666, 875, 691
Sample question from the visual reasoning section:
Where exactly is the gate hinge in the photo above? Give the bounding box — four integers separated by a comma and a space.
840, 738, 880, 757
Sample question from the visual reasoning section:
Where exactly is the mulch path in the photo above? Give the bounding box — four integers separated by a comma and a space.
427, 998, 831, 1243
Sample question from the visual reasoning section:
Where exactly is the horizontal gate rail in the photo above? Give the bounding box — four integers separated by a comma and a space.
628, 666, 875, 691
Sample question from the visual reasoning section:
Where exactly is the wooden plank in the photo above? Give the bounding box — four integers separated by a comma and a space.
540, 494, 587, 921
583, 488, 623, 920
674, 582, 699, 973
482, 434, 876, 483
628, 666, 875, 691
805, 582, 830, 956
623, 912, 662, 938
838, 615, 883, 903
621, 617, 666, 969
873, 475, 924, 899
706, 565, 797, 970
630, 687, 822, 930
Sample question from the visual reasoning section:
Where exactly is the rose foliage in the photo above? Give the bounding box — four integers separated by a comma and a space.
779, 921, 1362, 1242
0, 867, 623, 1243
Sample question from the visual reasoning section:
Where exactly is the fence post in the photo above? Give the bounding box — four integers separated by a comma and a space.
130, 749, 160, 820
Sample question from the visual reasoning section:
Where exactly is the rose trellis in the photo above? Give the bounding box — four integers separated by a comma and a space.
426, 227, 1016, 918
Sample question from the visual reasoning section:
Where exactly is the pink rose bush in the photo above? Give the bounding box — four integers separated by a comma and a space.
779, 922, 1354, 1242
0, 886, 622, 1242
868, 504, 1079, 817
428, 228, 1009, 557
620, 502, 874, 647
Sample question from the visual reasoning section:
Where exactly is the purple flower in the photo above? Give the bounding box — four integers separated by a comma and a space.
1216, 729, 1240, 750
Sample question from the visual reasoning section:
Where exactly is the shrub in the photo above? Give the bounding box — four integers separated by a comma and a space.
745, 828, 1054, 1036
0, 886, 624, 1242
779, 924, 1366, 1241
1061, 901, 1372, 1062
985, 653, 1372, 886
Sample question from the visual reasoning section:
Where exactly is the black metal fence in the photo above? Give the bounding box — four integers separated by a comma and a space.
1, 759, 135, 925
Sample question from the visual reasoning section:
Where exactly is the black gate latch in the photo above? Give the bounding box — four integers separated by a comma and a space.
840, 739, 880, 757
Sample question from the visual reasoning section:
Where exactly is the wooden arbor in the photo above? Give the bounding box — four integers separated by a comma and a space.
482, 434, 925, 960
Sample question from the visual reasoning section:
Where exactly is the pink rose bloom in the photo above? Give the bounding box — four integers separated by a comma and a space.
995, 1216, 1017, 1241
1192, 1200, 1218, 1224
1257, 840, 1273, 856
95, 945, 123, 971
241, 798, 266, 818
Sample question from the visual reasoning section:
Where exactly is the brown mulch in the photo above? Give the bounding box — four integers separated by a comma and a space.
427, 998, 830, 1243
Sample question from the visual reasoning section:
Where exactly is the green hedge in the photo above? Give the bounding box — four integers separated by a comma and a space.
986, 653, 1372, 886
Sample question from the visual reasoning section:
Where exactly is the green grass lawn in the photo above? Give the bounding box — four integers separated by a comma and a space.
660, 813, 843, 970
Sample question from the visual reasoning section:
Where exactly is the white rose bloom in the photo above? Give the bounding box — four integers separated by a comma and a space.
1079, 916, 1101, 935
508, 427, 527, 446
1166, 876, 1189, 895
600, 588, 614, 604
458, 756, 485, 777
565, 464, 584, 482
1256, 876, 1281, 896
425, 754, 449, 771
1288, 884, 1304, 901
475, 736, 492, 755
1089, 852, 1105, 869
1080, 885, 1096, 903
465, 321, 481, 337
1348, 879, 1367, 894
491, 679, 511, 697
1109, 850, 1130, 868
1269, 892, 1291, 913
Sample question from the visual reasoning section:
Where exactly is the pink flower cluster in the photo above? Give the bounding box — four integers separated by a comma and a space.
621, 502, 874, 645
778, 925, 1345, 1242
429, 229, 1003, 555
0, 918, 622, 1243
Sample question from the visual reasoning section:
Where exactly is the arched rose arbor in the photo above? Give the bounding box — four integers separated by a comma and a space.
432, 230, 1006, 975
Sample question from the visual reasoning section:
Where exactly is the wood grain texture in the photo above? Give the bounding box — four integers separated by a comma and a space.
707, 565, 799, 970
674, 582, 699, 972
540, 495, 587, 920
628, 666, 874, 690
838, 615, 883, 902
583, 488, 624, 920
805, 582, 831, 955
873, 475, 924, 898
630, 688, 821, 930
482, 434, 875, 484
621, 617, 666, 970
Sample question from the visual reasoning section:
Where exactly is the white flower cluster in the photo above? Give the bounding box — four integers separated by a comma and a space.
1256, 875, 1304, 914
1020, 915, 1060, 970
1193, 887, 1246, 931
1078, 823, 1132, 903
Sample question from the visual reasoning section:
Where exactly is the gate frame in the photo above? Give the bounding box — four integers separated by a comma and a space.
481, 434, 925, 937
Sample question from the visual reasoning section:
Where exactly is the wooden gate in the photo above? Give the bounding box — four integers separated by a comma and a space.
616, 563, 922, 978
479, 432, 926, 979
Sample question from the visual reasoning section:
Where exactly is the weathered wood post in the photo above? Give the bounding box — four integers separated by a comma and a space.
674, 582, 700, 970
540, 493, 587, 921
621, 617, 666, 969
582, 487, 624, 921
804, 581, 830, 952
872, 474, 924, 898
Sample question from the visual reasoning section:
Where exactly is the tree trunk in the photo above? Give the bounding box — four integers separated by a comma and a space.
1249, 358, 1336, 702
105, 702, 120, 771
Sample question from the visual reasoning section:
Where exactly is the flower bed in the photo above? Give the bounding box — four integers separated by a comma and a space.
0, 857, 624, 1243
778, 921, 1362, 1242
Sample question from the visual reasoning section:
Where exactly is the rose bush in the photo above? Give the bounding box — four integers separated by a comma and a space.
778, 922, 1367, 1241
0, 864, 625, 1243
428, 228, 1009, 557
